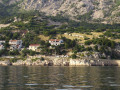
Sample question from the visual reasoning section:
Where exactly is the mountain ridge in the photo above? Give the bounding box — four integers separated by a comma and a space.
0, 0, 120, 24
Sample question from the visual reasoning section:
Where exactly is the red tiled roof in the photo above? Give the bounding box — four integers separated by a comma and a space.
29, 44, 40, 46
9, 40, 22, 42
9, 40, 18, 42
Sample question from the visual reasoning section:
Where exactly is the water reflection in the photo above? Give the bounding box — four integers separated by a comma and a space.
0, 66, 119, 90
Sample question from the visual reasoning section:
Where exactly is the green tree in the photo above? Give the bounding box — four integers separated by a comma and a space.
71, 54, 77, 59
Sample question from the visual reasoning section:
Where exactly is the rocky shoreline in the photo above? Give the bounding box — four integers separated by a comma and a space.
0, 56, 119, 66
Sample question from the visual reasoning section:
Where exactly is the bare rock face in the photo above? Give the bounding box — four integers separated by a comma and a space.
19, 0, 94, 16
1, 0, 120, 23
0, 0, 21, 5
93, 10, 104, 19
18, 0, 120, 23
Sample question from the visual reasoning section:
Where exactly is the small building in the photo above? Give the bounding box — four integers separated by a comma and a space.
0, 40, 5, 45
9, 40, 22, 51
9, 40, 22, 45
29, 44, 40, 51
0, 45, 4, 50
49, 39, 63, 46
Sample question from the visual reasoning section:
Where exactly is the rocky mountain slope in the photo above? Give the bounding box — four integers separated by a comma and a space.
1, 0, 120, 24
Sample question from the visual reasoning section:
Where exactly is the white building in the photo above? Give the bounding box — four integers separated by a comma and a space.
29, 44, 40, 51
0, 40, 5, 45
49, 39, 63, 46
9, 40, 22, 51
9, 40, 22, 45
0, 45, 4, 50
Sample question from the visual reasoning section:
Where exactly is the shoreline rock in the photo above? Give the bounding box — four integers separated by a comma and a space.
0, 58, 119, 66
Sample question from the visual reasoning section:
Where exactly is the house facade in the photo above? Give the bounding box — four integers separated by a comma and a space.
9, 40, 22, 51
29, 44, 40, 51
0, 45, 4, 50
49, 39, 63, 46
0, 40, 5, 45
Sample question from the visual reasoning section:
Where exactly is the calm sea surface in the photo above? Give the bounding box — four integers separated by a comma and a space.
0, 66, 120, 90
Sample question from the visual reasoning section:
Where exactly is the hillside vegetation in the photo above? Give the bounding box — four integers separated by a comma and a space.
0, 0, 120, 59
